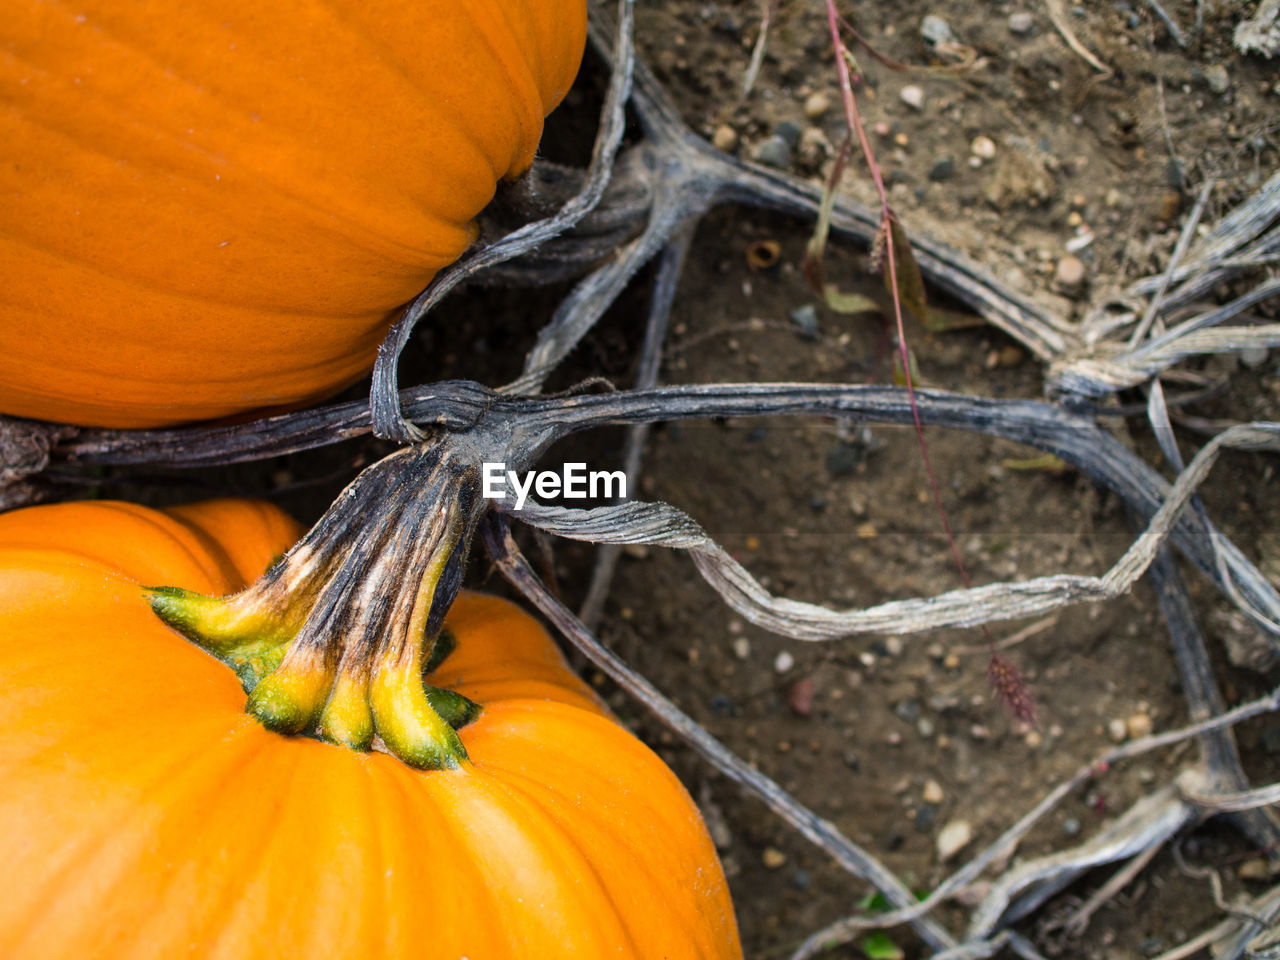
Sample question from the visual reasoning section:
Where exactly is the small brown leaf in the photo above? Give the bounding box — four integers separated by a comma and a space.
922, 305, 985, 332
882, 215, 928, 324
822, 287, 881, 315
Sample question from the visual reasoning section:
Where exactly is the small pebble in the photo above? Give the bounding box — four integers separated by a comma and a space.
774, 650, 795, 673
789, 304, 820, 339
970, 135, 997, 159
1127, 712, 1153, 739
773, 120, 802, 149
1064, 232, 1094, 253
761, 847, 787, 869
873, 120, 892, 137
1240, 346, 1270, 369
826, 442, 862, 477
917, 718, 935, 738
788, 677, 815, 717
895, 698, 921, 723
923, 779, 945, 804
1008, 11, 1034, 34
803, 92, 831, 120
900, 85, 925, 111
914, 804, 937, 831
1054, 255, 1086, 290
1024, 729, 1042, 748
797, 127, 829, 166
937, 820, 973, 861
920, 14, 955, 47
1204, 64, 1230, 95
732, 636, 751, 660
1063, 817, 1081, 837
712, 124, 738, 153
928, 155, 955, 182
1108, 718, 1128, 743
1155, 191, 1183, 223
753, 135, 792, 169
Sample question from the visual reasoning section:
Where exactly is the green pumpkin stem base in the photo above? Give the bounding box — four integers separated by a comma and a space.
149, 445, 485, 770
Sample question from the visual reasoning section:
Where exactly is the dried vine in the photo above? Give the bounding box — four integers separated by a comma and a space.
3, 0, 1279, 955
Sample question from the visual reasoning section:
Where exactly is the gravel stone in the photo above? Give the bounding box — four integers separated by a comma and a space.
928, 155, 956, 181
772, 120, 802, 148
970, 135, 997, 159
1008, 11, 1034, 34
761, 847, 787, 869
1054, 255, 1086, 290
936, 820, 973, 861
920, 14, 956, 46
803, 91, 831, 119
753, 135, 792, 169
1204, 64, 1230, 94
900, 84, 925, 111
712, 124, 738, 153
1126, 712, 1153, 739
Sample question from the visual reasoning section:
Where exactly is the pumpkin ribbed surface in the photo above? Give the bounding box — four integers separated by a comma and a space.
0, 499, 741, 959
0, 1, 586, 427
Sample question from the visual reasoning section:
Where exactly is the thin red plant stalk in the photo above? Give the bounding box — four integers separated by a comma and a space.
821, 1, 1034, 724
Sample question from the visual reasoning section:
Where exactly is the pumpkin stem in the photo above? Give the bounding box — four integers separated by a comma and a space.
148, 444, 484, 770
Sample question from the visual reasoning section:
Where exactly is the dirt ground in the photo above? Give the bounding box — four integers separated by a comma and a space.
541, 2, 1279, 957
113, 2, 1279, 957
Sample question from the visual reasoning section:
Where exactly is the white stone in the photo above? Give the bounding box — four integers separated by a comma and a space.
970, 135, 997, 159
900, 85, 925, 111
937, 820, 973, 861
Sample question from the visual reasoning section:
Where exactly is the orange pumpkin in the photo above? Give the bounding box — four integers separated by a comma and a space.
0, 1, 586, 427
0, 498, 741, 959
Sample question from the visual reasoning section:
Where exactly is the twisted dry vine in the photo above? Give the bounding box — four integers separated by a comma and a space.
3, 0, 1279, 955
